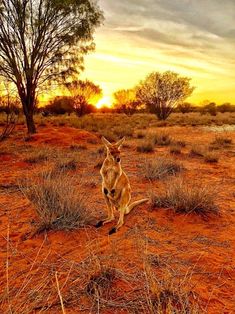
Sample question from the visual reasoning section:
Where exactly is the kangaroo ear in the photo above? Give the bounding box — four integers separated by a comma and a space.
101, 136, 112, 149
116, 137, 125, 149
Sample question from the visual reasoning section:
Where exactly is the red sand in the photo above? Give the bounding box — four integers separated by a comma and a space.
0, 125, 234, 313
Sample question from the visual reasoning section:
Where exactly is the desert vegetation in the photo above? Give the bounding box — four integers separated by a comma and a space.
150, 177, 219, 216
0, 1, 234, 313
0, 109, 234, 313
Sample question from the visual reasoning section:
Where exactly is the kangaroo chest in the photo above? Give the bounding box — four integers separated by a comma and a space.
102, 167, 120, 189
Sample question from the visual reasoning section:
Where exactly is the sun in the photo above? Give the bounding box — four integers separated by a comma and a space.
95, 95, 112, 108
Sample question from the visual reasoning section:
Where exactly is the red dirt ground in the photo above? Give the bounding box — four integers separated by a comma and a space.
0, 125, 235, 313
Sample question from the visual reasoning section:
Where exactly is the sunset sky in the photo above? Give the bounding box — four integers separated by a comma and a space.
80, 0, 235, 107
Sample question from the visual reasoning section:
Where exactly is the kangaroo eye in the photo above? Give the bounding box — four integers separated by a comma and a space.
111, 189, 115, 194
116, 157, 120, 162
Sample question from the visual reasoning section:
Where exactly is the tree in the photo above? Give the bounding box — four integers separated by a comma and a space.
0, 0, 103, 133
65, 79, 102, 116
200, 101, 217, 116
113, 88, 141, 116
44, 96, 74, 115
0, 81, 19, 141
217, 103, 235, 113
136, 71, 194, 120
178, 102, 194, 114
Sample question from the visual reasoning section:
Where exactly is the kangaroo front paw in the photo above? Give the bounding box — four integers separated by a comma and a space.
95, 221, 104, 228
109, 227, 117, 235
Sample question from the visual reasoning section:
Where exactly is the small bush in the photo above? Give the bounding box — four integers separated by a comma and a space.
204, 151, 219, 163
113, 126, 133, 138
189, 145, 205, 157
175, 140, 186, 147
137, 140, 154, 153
20, 171, 91, 233
169, 144, 181, 154
142, 157, 183, 180
210, 136, 233, 149
150, 131, 172, 146
150, 177, 218, 215
136, 130, 146, 139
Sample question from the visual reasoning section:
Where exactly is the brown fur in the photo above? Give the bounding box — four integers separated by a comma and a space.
97, 137, 148, 234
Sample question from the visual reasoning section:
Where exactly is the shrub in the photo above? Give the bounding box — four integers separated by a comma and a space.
150, 177, 218, 215
150, 131, 172, 146
44, 96, 74, 115
189, 145, 205, 157
169, 144, 181, 154
136, 130, 146, 139
20, 171, 91, 233
203, 151, 219, 163
137, 140, 154, 153
210, 136, 233, 149
175, 140, 186, 147
142, 157, 183, 180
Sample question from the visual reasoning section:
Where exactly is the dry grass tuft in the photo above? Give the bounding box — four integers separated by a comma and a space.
70, 144, 87, 151
150, 177, 219, 215
189, 145, 205, 157
210, 136, 233, 150
136, 130, 146, 139
150, 131, 172, 146
203, 151, 219, 163
86, 267, 117, 301
141, 262, 200, 314
137, 139, 154, 153
20, 170, 92, 233
169, 144, 182, 154
142, 157, 183, 180
175, 140, 186, 147
189, 145, 219, 163
54, 158, 77, 172
23, 147, 58, 164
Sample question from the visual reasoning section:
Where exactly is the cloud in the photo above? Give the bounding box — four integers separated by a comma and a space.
81, 0, 235, 104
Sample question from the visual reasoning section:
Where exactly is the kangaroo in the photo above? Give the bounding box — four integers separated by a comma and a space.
96, 136, 148, 235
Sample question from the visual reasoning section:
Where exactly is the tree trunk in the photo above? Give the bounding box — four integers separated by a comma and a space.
19, 84, 37, 134
25, 111, 36, 134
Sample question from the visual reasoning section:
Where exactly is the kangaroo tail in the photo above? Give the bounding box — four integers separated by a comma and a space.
127, 198, 149, 214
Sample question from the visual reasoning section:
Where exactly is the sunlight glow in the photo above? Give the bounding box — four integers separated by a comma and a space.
95, 95, 112, 108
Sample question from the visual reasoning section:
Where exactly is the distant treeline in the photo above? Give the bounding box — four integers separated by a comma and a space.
0, 96, 235, 116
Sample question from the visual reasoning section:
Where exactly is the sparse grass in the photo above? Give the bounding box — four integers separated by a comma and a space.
142, 157, 183, 180
175, 140, 186, 147
137, 139, 154, 153
70, 144, 87, 151
136, 130, 146, 139
0, 224, 201, 314
210, 135, 233, 150
24, 149, 49, 164
84, 252, 200, 314
54, 158, 77, 172
150, 177, 219, 215
20, 170, 92, 233
203, 151, 219, 163
169, 144, 182, 154
189, 145, 205, 157
190, 145, 219, 163
86, 267, 117, 300
150, 131, 172, 146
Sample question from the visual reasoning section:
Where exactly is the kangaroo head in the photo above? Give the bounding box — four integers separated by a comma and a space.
101, 136, 125, 163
